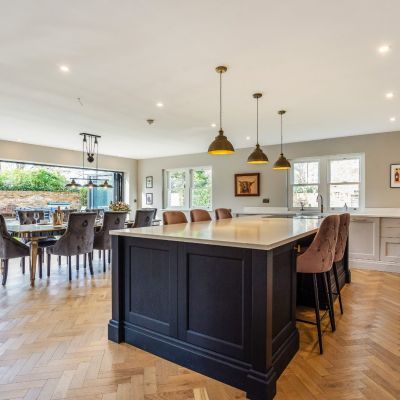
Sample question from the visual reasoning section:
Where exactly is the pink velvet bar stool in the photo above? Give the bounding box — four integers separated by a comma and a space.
163, 211, 188, 225
296, 214, 340, 354
332, 213, 350, 315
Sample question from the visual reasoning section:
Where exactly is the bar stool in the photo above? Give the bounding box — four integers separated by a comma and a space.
190, 209, 211, 222
296, 214, 340, 354
163, 211, 188, 225
332, 213, 350, 315
215, 208, 232, 220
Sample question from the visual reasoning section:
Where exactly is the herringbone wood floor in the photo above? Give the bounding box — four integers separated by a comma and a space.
0, 256, 399, 400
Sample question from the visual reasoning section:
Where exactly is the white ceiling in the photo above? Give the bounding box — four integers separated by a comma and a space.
0, 0, 399, 159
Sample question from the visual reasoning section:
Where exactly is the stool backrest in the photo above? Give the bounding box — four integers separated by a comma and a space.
163, 211, 188, 225
190, 209, 211, 222
215, 208, 232, 220
133, 209, 154, 228
334, 213, 350, 262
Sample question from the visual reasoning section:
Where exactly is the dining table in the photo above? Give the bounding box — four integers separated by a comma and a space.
7, 218, 162, 286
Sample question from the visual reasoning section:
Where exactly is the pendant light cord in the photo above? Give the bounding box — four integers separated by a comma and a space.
280, 113, 283, 154
256, 97, 259, 145
219, 71, 222, 131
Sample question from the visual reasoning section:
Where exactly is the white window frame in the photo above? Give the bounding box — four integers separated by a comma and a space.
288, 153, 364, 212
163, 166, 212, 210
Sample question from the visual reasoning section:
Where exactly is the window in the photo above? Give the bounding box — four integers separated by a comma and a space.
164, 167, 212, 209
329, 158, 360, 209
291, 160, 320, 208
289, 154, 363, 211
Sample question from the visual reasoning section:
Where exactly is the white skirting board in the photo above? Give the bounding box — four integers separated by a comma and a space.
350, 259, 400, 273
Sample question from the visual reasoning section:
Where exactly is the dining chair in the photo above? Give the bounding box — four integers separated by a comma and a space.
332, 213, 350, 315
215, 208, 232, 220
93, 211, 127, 272
133, 209, 155, 228
17, 210, 45, 224
190, 209, 212, 222
296, 214, 340, 354
47, 212, 97, 281
62, 209, 78, 223
163, 211, 188, 225
0, 214, 30, 285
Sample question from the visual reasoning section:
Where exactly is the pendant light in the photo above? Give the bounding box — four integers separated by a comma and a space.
208, 66, 235, 154
65, 179, 81, 189
84, 179, 98, 189
99, 179, 113, 188
247, 93, 269, 164
273, 110, 291, 170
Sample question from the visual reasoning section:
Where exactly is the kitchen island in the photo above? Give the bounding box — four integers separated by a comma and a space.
108, 216, 320, 400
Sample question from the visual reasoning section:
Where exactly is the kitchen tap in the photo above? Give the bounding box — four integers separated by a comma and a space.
316, 194, 324, 213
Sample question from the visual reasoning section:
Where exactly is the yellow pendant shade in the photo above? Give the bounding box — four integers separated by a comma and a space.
208, 129, 235, 155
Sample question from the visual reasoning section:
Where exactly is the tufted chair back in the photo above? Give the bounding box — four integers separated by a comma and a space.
17, 210, 45, 224
297, 214, 340, 274
48, 212, 96, 256
133, 209, 154, 228
62, 209, 78, 223
0, 214, 29, 259
190, 209, 212, 222
93, 211, 127, 250
334, 213, 350, 262
163, 211, 188, 225
215, 208, 232, 220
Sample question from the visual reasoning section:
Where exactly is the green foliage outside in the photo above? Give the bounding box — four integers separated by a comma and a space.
0, 168, 71, 192
191, 169, 212, 209
79, 187, 88, 206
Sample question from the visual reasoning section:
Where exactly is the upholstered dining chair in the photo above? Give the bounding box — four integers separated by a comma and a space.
0, 215, 30, 285
215, 208, 232, 220
332, 213, 350, 315
296, 214, 340, 354
163, 211, 188, 225
93, 211, 127, 272
17, 210, 45, 224
62, 209, 78, 223
190, 209, 212, 222
132, 209, 154, 228
47, 212, 97, 281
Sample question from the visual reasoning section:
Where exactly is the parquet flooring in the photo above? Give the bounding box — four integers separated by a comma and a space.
0, 257, 399, 400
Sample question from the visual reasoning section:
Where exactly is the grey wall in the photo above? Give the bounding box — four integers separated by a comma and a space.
138, 131, 400, 212
0, 140, 138, 215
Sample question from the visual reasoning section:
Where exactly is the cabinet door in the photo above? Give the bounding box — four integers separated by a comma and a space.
380, 237, 400, 263
349, 217, 380, 260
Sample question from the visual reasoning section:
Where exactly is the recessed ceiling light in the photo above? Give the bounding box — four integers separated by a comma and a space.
59, 65, 70, 73
246, 136, 251, 140
386, 92, 394, 99
378, 44, 390, 53
211, 123, 216, 128
390, 117, 396, 122
156, 102, 164, 107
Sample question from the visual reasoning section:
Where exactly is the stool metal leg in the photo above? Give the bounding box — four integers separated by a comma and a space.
103, 250, 106, 272
333, 263, 344, 314
68, 256, 72, 281
47, 253, 51, 277
88, 253, 94, 276
323, 272, 336, 332
312, 273, 323, 354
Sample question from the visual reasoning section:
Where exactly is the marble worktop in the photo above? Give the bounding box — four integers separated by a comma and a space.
110, 215, 320, 251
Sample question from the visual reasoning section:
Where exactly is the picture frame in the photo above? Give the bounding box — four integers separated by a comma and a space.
146, 176, 153, 189
390, 164, 400, 188
234, 173, 260, 196
146, 193, 153, 205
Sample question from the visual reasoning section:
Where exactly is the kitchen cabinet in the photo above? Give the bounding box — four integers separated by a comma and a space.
349, 217, 380, 261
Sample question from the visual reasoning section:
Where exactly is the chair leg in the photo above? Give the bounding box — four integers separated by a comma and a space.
312, 273, 323, 354
58, 256, 61, 267
38, 253, 43, 279
103, 250, 106, 272
333, 263, 344, 314
83, 254, 87, 269
68, 256, 72, 281
108, 250, 111, 264
324, 272, 336, 332
99, 250, 102, 259
47, 253, 51, 277
2, 259, 9, 286
21, 257, 26, 274
76, 255, 79, 271
88, 253, 94, 276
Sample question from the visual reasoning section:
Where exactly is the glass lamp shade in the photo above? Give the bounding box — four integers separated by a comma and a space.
208, 129, 235, 154
99, 179, 113, 188
273, 153, 291, 170
247, 144, 269, 164
84, 179, 98, 189
65, 179, 81, 189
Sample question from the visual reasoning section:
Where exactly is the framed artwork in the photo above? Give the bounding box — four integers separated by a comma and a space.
234, 173, 260, 196
390, 164, 400, 188
146, 176, 153, 189
146, 193, 153, 205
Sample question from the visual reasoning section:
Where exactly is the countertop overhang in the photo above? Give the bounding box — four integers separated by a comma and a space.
110, 215, 320, 251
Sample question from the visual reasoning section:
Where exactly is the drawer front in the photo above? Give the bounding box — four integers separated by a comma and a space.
380, 237, 400, 263
381, 218, 400, 228
381, 226, 400, 238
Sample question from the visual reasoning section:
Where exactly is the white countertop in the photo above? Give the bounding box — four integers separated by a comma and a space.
110, 215, 320, 251
241, 207, 400, 218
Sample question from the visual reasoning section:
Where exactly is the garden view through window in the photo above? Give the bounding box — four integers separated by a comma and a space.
164, 167, 212, 209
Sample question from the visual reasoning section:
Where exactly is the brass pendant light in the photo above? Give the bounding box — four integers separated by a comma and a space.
247, 93, 269, 164
208, 66, 235, 154
273, 110, 291, 170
